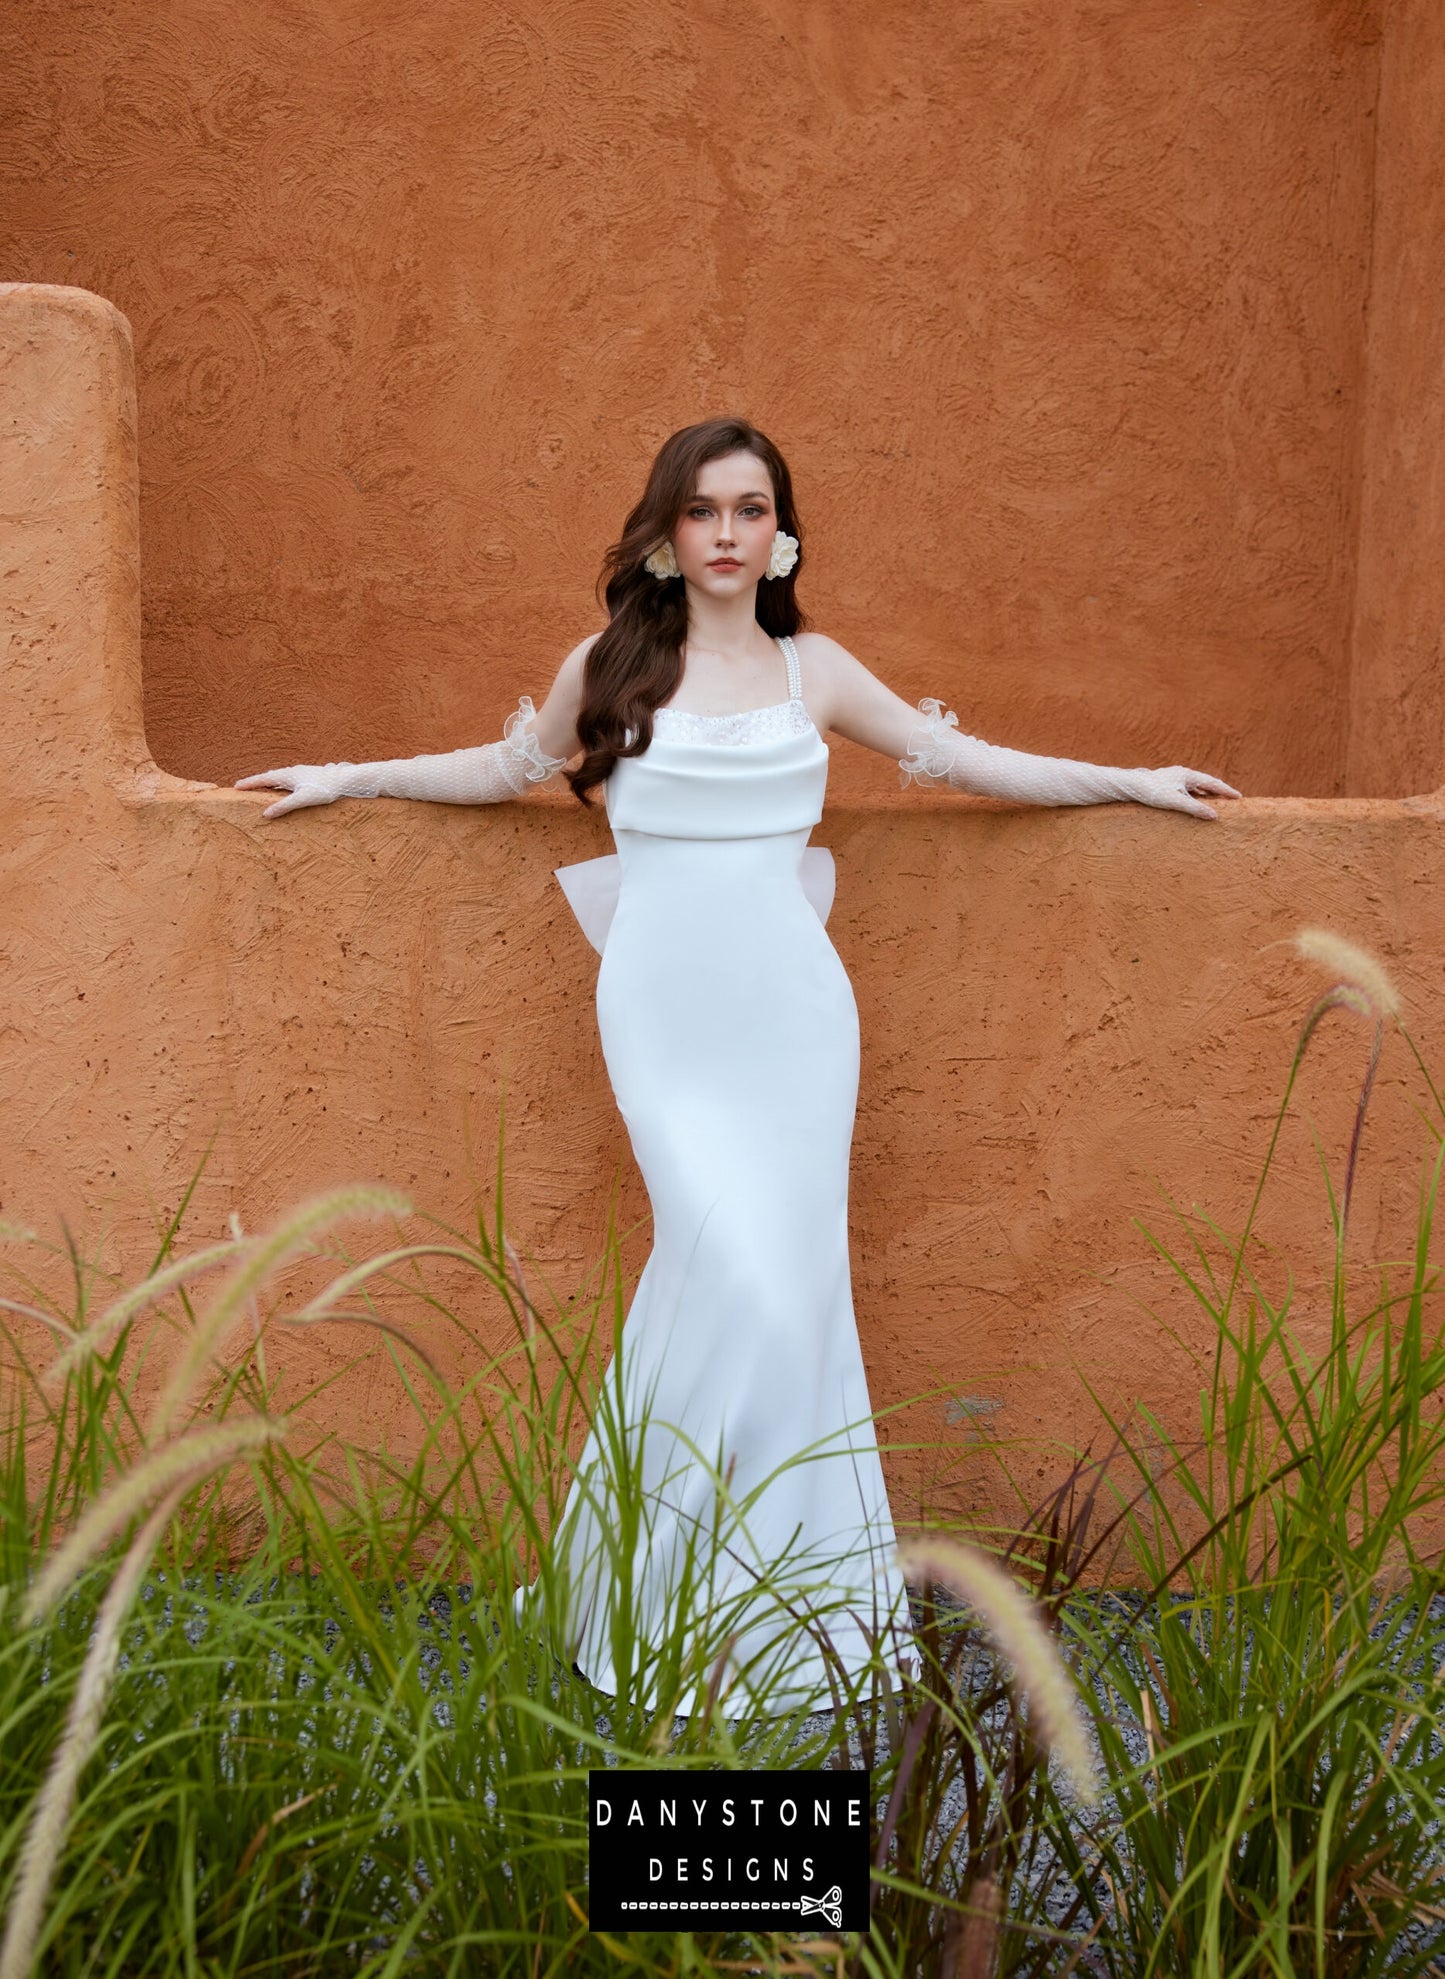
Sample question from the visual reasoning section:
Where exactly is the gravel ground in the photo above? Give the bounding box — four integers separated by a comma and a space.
456, 1582, 1445, 1970
134, 1574, 1445, 1969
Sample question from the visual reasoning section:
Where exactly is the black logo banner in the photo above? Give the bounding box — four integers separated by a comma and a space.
588, 1768, 871, 1932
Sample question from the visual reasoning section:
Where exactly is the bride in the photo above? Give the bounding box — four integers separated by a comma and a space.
236, 416, 1240, 1716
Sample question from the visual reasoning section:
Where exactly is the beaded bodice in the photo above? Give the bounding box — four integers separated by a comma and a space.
651, 698, 815, 748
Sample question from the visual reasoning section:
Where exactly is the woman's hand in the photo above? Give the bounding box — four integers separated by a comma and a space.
1131, 766, 1243, 820
233, 765, 348, 819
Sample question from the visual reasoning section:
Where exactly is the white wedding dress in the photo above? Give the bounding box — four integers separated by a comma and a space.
238, 609, 1197, 1719
526, 634, 915, 1716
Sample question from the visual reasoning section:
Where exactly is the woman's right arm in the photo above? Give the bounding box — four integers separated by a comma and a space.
800, 632, 1240, 820
234, 635, 597, 819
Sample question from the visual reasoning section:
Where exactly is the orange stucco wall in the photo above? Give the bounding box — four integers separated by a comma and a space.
4, 0, 1445, 1537
0, 0, 1390, 802
1347, 1, 1445, 795
4, 273, 1445, 1537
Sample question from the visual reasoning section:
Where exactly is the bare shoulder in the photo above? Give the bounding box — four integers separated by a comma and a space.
791, 629, 928, 758
791, 630, 874, 735
558, 630, 603, 681
792, 630, 857, 670
549, 630, 605, 701
530, 630, 603, 762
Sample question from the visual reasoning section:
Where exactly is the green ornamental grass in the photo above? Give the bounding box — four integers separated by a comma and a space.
0, 929, 1439, 1976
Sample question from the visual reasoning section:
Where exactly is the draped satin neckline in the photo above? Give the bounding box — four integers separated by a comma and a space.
559, 639, 833, 949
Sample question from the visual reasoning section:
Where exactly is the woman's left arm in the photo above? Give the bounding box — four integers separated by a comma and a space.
803, 634, 1242, 821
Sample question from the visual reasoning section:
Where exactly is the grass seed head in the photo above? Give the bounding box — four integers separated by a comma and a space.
1294, 927, 1400, 1019
897, 1534, 1099, 1806
146, 1183, 411, 1439
23, 1416, 288, 1625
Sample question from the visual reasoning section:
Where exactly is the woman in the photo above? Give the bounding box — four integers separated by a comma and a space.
237, 415, 1240, 1716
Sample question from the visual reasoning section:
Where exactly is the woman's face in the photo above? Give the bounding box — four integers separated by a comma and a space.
670, 451, 778, 599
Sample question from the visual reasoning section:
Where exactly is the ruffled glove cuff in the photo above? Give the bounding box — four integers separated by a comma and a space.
898, 697, 1146, 808
239, 698, 571, 812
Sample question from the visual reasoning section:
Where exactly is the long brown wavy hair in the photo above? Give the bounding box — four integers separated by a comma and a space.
566, 415, 808, 806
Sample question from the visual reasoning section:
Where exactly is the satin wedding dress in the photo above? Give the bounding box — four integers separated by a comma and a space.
527, 634, 914, 1715
238, 609, 1205, 1717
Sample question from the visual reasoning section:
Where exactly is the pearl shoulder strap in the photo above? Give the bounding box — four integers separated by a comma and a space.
780, 635, 803, 703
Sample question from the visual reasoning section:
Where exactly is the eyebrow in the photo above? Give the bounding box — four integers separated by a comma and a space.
692, 490, 773, 502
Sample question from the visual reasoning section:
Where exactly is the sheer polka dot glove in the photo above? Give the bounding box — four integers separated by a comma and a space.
234, 698, 569, 819
898, 698, 1240, 819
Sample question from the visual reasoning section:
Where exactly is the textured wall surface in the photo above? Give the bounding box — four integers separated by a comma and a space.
4, 283, 1444, 1537
0, 0, 1387, 801
1348, 0, 1445, 795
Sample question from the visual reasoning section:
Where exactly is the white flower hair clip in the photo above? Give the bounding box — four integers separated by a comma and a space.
766, 530, 799, 580
644, 540, 680, 579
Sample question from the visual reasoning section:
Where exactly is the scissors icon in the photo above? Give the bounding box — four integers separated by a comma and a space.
799, 1884, 843, 1927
